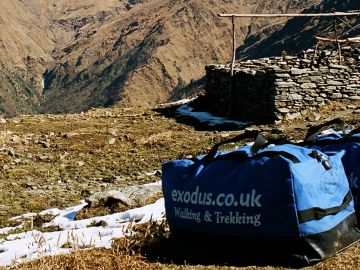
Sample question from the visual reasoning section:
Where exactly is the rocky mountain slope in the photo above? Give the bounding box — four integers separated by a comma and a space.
0, 0, 321, 115
238, 0, 360, 59
0, 0, 133, 115
41, 0, 323, 114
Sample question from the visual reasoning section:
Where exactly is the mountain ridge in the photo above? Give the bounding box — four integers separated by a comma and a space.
0, 0, 327, 115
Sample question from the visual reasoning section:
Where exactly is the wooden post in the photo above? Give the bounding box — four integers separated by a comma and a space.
228, 16, 236, 118
231, 16, 236, 77
218, 12, 360, 18
334, 16, 342, 64
312, 42, 320, 65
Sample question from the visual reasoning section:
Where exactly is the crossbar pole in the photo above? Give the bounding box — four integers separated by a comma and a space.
219, 12, 360, 18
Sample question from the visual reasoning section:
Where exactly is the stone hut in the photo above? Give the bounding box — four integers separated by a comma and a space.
203, 46, 360, 123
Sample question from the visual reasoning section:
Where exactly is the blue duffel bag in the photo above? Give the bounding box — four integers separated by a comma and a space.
162, 131, 360, 264
303, 118, 360, 222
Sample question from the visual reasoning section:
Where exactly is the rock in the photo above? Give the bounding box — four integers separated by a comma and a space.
11, 135, 20, 143
301, 83, 317, 89
38, 141, 50, 148
0, 118, 6, 124
85, 182, 162, 211
288, 93, 303, 101
291, 68, 309, 75
13, 158, 22, 164
77, 161, 85, 167
108, 128, 118, 136
220, 133, 230, 138
286, 112, 301, 120
306, 113, 321, 122
108, 138, 116, 145
100, 175, 124, 183
276, 108, 290, 113
275, 73, 291, 78
275, 82, 298, 88
63, 132, 79, 138
329, 64, 349, 69
331, 93, 343, 99
328, 80, 343, 86
38, 155, 48, 161
25, 182, 37, 188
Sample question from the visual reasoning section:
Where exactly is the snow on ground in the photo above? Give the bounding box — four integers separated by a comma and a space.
0, 191, 165, 266
177, 104, 248, 128
160, 97, 196, 107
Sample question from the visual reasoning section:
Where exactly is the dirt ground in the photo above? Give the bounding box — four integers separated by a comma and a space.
1, 99, 360, 269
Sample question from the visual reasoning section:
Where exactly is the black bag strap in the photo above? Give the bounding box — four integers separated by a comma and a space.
304, 136, 360, 147
250, 134, 291, 155
304, 118, 346, 142
350, 127, 360, 135
203, 131, 301, 164
202, 130, 260, 163
297, 191, 352, 224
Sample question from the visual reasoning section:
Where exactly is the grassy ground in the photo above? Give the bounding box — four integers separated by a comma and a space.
1, 100, 360, 269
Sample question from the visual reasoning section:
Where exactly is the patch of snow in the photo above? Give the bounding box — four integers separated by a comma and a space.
319, 127, 352, 136
160, 98, 196, 107
0, 197, 165, 266
10, 213, 37, 221
177, 105, 248, 127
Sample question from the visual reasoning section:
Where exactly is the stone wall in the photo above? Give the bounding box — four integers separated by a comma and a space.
203, 46, 360, 123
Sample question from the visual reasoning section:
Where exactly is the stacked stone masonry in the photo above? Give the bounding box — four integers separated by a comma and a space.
204, 46, 360, 122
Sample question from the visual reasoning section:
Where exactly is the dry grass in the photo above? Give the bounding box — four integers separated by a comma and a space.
4, 250, 165, 270
2, 221, 360, 270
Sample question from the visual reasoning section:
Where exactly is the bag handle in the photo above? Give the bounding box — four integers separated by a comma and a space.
297, 191, 352, 224
203, 130, 260, 163
214, 150, 301, 164
304, 118, 346, 142
250, 134, 291, 155
350, 126, 360, 135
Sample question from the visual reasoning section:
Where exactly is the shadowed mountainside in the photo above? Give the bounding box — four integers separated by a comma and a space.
238, 0, 360, 60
